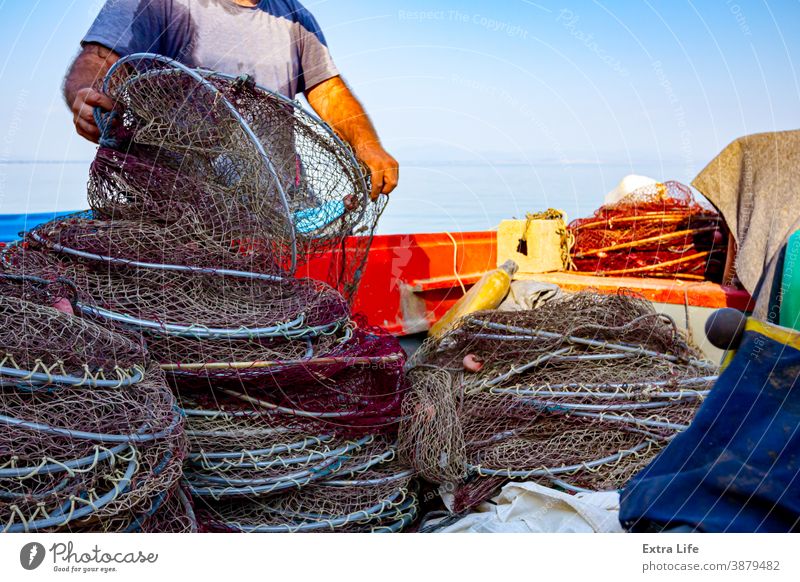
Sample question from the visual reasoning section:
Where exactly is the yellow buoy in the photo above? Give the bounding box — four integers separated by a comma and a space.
429, 259, 518, 338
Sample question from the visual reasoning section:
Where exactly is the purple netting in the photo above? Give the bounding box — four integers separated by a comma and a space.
0, 54, 416, 532
1, 246, 350, 339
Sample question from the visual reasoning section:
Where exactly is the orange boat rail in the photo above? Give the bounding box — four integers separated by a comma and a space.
301, 231, 752, 336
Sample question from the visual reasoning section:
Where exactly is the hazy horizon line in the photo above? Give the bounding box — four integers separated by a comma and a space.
0, 157, 691, 167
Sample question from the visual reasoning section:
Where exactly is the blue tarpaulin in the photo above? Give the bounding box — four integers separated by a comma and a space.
620, 319, 800, 533
0, 211, 76, 243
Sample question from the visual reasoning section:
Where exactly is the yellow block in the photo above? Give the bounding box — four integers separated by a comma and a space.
497, 219, 564, 274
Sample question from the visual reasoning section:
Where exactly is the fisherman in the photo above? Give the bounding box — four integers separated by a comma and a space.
64, 0, 398, 200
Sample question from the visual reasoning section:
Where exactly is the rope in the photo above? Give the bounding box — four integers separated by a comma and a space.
93, 107, 120, 149
445, 232, 466, 295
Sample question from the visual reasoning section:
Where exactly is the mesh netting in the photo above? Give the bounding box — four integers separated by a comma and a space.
569, 181, 726, 280
0, 293, 144, 389
117, 486, 197, 533
0, 364, 186, 532
29, 210, 278, 276
179, 371, 415, 532
2, 247, 349, 340
0, 273, 141, 384
399, 291, 716, 497
0, 274, 188, 532
153, 322, 404, 384
189, 323, 408, 433
95, 54, 383, 295
196, 435, 416, 532
0, 52, 413, 531
215, 367, 407, 434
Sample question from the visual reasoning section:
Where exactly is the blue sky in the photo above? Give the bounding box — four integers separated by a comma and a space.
0, 0, 798, 173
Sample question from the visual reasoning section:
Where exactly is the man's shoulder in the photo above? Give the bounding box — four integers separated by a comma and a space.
262, 0, 321, 31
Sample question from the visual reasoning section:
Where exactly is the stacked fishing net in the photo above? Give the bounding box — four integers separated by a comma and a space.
162, 315, 414, 531
0, 247, 412, 531
17, 52, 383, 372
569, 181, 726, 280
2, 53, 413, 531
162, 304, 412, 532
399, 291, 717, 511
0, 275, 192, 533
185, 390, 416, 532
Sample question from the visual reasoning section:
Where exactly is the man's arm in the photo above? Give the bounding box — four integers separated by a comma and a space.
306, 76, 398, 199
63, 43, 119, 143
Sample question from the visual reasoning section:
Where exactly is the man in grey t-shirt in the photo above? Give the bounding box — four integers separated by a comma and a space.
64, 0, 397, 198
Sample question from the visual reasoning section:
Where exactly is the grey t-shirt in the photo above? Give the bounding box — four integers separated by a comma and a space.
83, 0, 339, 97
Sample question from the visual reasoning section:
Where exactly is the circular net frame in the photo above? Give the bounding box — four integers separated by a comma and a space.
399, 291, 715, 494
1, 247, 349, 340
196, 437, 416, 532
98, 54, 383, 296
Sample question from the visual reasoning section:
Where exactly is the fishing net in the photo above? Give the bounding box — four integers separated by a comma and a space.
196, 436, 416, 532
88, 146, 280, 268
28, 210, 278, 276
1, 247, 349, 340
569, 181, 726, 280
217, 368, 406, 434
2, 52, 408, 532
399, 291, 716, 497
118, 486, 197, 533
191, 323, 407, 432
179, 376, 416, 532
0, 272, 76, 309
180, 392, 344, 498
0, 273, 140, 380
153, 321, 404, 385
95, 53, 382, 295
0, 276, 187, 532
0, 292, 144, 389
0, 364, 186, 532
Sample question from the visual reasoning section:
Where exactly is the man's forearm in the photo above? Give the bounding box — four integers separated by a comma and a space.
63, 43, 119, 107
306, 76, 399, 197
305, 76, 380, 153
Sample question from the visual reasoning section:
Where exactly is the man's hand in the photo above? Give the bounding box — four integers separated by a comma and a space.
71, 87, 114, 143
64, 43, 120, 143
355, 141, 399, 199
305, 76, 399, 200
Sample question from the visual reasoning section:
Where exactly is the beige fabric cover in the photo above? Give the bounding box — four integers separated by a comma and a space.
693, 130, 800, 318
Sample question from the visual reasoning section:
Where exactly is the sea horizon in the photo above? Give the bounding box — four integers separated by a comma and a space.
0, 157, 697, 234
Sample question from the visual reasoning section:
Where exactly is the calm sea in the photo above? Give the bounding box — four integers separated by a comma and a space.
0, 160, 694, 235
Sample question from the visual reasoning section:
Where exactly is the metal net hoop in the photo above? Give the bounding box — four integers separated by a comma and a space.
100, 53, 298, 272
